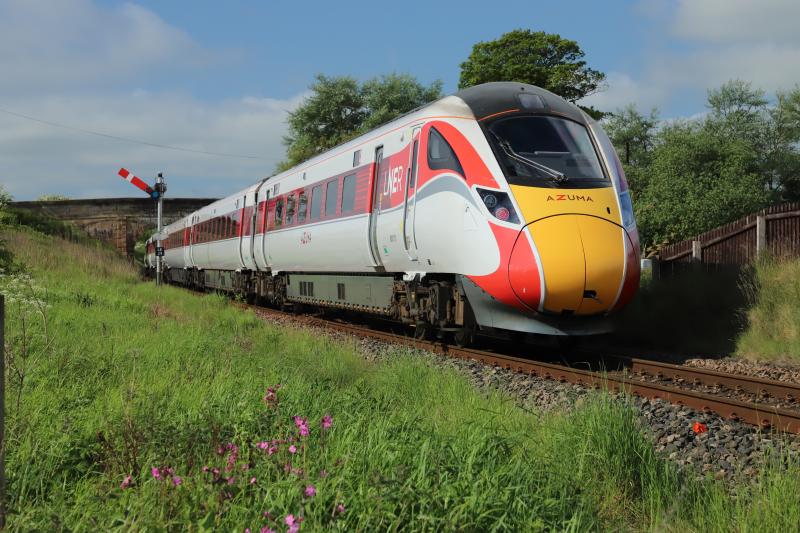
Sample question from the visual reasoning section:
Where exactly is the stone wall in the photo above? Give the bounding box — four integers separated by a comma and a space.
9, 197, 217, 257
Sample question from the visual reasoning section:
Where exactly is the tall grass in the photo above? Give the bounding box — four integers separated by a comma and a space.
2, 225, 800, 531
613, 266, 749, 356
737, 258, 800, 360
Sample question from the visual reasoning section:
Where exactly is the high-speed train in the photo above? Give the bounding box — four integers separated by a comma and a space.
145, 82, 640, 344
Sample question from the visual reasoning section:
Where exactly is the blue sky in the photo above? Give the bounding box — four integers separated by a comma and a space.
1, 0, 799, 200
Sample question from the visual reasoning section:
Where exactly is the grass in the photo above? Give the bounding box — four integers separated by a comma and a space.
612, 266, 750, 356
2, 225, 800, 531
736, 258, 800, 360
614, 259, 800, 361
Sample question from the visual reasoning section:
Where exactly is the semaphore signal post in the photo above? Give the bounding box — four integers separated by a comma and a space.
117, 168, 167, 286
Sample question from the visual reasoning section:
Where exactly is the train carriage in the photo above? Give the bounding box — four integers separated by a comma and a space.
149, 82, 641, 342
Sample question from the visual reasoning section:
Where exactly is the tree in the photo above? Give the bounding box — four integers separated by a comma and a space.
279, 73, 442, 171
361, 74, 443, 131
634, 121, 770, 249
458, 29, 605, 103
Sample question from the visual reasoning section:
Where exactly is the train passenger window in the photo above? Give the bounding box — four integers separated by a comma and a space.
298, 191, 308, 223
275, 198, 284, 228
310, 186, 322, 220
325, 180, 338, 217
341, 174, 356, 213
353, 150, 361, 167
427, 127, 464, 176
286, 194, 296, 225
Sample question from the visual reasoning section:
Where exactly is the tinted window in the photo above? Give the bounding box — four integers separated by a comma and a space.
325, 180, 338, 216
488, 116, 606, 186
286, 194, 296, 225
275, 198, 284, 227
341, 174, 356, 213
428, 127, 464, 176
310, 186, 322, 220
298, 191, 308, 223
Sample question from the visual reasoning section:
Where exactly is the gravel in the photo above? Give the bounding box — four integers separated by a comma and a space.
684, 357, 800, 385
252, 308, 800, 482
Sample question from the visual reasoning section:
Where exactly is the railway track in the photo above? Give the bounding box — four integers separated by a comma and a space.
249, 305, 800, 434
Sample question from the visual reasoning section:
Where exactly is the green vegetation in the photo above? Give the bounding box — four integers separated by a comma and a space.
615, 258, 800, 362
279, 73, 442, 171
458, 29, 605, 118
737, 258, 800, 360
613, 267, 750, 355
2, 224, 800, 530
605, 80, 800, 252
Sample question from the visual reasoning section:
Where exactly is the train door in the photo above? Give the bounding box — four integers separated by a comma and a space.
367, 146, 385, 267
188, 215, 196, 266
247, 188, 259, 269
403, 127, 421, 261
183, 222, 192, 266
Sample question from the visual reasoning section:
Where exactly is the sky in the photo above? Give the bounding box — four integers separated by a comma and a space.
1, 0, 799, 200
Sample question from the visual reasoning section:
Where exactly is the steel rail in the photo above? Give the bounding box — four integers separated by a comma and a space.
251, 306, 800, 434
624, 358, 800, 401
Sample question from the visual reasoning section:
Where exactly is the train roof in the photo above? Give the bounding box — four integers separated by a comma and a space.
455, 82, 587, 124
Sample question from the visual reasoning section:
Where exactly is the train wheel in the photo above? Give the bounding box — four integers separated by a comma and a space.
453, 326, 476, 347
413, 322, 434, 341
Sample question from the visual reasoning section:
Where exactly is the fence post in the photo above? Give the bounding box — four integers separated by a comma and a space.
691, 240, 702, 268
756, 215, 766, 256
0, 294, 5, 529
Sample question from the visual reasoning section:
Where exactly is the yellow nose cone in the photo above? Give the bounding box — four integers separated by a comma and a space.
527, 215, 625, 315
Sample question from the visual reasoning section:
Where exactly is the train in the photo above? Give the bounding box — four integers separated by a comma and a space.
145, 82, 641, 345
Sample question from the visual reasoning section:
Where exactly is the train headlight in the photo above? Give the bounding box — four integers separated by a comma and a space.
476, 187, 520, 224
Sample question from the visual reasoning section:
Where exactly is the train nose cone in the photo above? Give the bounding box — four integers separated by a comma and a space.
509, 215, 626, 315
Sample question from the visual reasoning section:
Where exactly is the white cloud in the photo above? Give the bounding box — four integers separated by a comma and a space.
0, 0, 212, 95
672, 0, 800, 44
0, 0, 299, 200
583, 0, 800, 114
0, 91, 304, 199
580, 72, 664, 113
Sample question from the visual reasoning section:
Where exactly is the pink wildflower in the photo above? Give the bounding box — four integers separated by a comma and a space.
294, 416, 310, 437
319, 470, 328, 478
227, 476, 236, 485
120, 475, 132, 489
267, 446, 278, 455
212, 467, 221, 476
336, 503, 345, 514
257, 441, 270, 450
285, 514, 302, 533
201, 466, 210, 473
288, 445, 297, 454
245, 529, 250, 533
304, 485, 316, 498
263, 511, 272, 518
260, 528, 275, 533
321, 415, 333, 430
151, 467, 161, 479
250, 477, 257, 485
172, 476, 182, 487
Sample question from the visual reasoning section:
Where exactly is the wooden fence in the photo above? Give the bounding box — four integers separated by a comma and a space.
657, 202, 800, 271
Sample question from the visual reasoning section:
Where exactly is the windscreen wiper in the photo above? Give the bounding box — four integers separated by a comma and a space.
491, 133, 569, 184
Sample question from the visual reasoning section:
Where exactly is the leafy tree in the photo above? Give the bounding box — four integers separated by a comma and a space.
361, 74, 443, 131
458, 29, 605, 104
634, 121, 769, 249
280, 75, 365, 172
279, 73, 442, 171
